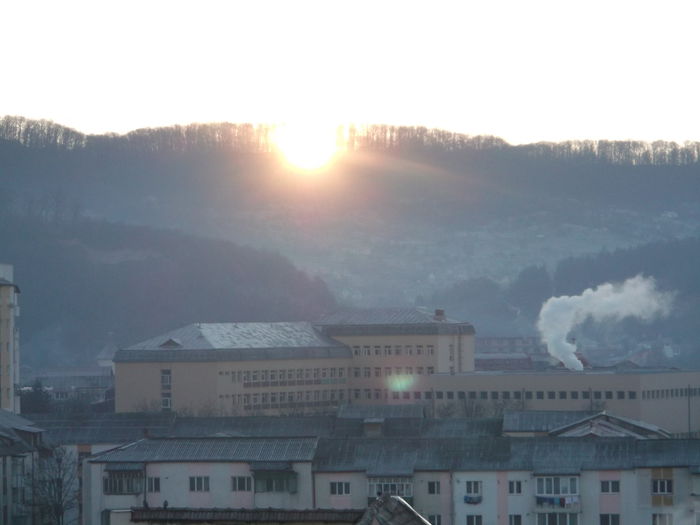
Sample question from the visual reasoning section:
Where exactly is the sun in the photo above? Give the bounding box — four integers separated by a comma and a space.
272, 123, 341, 171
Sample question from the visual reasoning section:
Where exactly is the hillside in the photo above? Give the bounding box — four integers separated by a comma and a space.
0, 211, 335, 370
2, 116, 699, 307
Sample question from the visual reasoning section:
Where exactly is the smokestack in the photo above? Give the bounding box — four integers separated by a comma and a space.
434, 309, 446, 321
537, 275, 672, 371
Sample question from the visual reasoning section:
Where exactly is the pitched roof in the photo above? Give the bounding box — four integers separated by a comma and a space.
91, 437, 318, 463
27, 412, 175, 445
502, 410, 599, 433
337, 404, 425, 419
549, 412, 672, 439
316, 308, 474, 336
130, 507, 364, 523
115, 322, 350, 363
317, 308, 460, 326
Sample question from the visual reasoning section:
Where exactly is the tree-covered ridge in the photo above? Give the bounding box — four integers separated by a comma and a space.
2, 116, 700, 165
0, 211, 335, 370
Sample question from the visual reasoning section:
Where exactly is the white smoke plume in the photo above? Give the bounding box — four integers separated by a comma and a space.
537, 275, 673, 371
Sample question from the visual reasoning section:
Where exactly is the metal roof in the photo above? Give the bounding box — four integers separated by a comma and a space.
115, 322, 351, 363
503, 410, 599, 432
126, 322, 341, 351
317, 307, 461, 326
91, 437, 318, 463
337, 404, 425, 419
130, 507, 364, 523
316, 308, 474, 336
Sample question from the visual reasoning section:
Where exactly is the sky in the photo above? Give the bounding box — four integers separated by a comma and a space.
1, 0, 698, 145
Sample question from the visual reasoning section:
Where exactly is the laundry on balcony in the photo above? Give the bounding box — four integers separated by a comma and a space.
535, 495, 579, 507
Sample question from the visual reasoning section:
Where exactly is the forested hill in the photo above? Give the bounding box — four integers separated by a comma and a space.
0, 211, 335, 370
2, 116, 699, 306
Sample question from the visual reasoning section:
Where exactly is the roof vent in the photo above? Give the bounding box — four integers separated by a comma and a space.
159, 338, 182, 349
434, 309, 446, 321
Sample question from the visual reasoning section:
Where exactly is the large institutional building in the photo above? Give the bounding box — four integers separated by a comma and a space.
0, 264, 20, 413
114, 308, 700, 435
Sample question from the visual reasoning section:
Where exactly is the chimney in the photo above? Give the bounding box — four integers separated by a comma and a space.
434, 309, 446, 321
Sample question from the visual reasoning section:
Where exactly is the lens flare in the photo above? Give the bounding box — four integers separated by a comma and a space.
387, 374, 415, 392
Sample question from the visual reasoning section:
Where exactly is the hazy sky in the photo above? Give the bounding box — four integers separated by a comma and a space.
1, 0, 698, 144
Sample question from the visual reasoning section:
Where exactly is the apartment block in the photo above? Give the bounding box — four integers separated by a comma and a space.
0, 264, 19, 413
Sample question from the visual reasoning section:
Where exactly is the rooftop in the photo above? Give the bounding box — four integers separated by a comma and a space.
130, 507, 364, 523
316, 307, 474, 336
115, 322, 350, 363
91, 437, 318, 463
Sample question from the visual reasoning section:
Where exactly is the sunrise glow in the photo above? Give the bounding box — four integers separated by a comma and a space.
272, 123, 342, 171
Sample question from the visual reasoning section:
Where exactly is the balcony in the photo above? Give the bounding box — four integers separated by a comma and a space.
464, 495, 482, 504
535, 495, 581, 513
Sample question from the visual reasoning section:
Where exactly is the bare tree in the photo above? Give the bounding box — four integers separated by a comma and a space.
30, 446, 80, 525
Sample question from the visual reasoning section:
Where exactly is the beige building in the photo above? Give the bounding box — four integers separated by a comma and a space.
114, 308, 700, 435
0, 264, 19, 413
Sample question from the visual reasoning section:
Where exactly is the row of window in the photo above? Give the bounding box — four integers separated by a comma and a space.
352, 345, 435, 357
106, 474, 297, 495
643, 387, 700, 400
104, 473, 673, 501
227, 390, 346, 405
223, 368, 347, 383
353, 366, 435, 378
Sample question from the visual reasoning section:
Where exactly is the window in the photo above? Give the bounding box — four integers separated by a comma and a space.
652, 479, 673, 494
465, 481, 481, 495
594, 391, 602, 399
189, 476, 210, 492
525, 391, 533, 400
652, 514, 673, 525
536, 477, 578, 495
375, 368, 382, 377
428, 481, 440, 494
547, 391, 555, 399
509, 516, 522, 525
600, 514, 620, 525
537, 515, 578, 525
617, 391, 625, 399
364, 367, 371, 378
601, 480, 620, 493
160, 369, 171, 387
582, 390, 590, 399
368, 477, 413, 498
508, 480, 522, 494
428, 515, 441, 525
161, 391, 172, 411
571, 391, 579, 399
232, 476, 252, 491
629, 391, 637, 399
427, 367, 434, 374
605, 391, 613, 399
330, 481, 350, 495
466, 516, 482, 525
559, 391, 567, 399
255, 474, 297, 493
103, 472, 143, 494
147, 476, 160, 493
536, 391, 544, 400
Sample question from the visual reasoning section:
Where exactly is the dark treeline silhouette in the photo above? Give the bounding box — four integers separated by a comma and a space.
2, 115, 700, 164
0, 210, 335, 370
